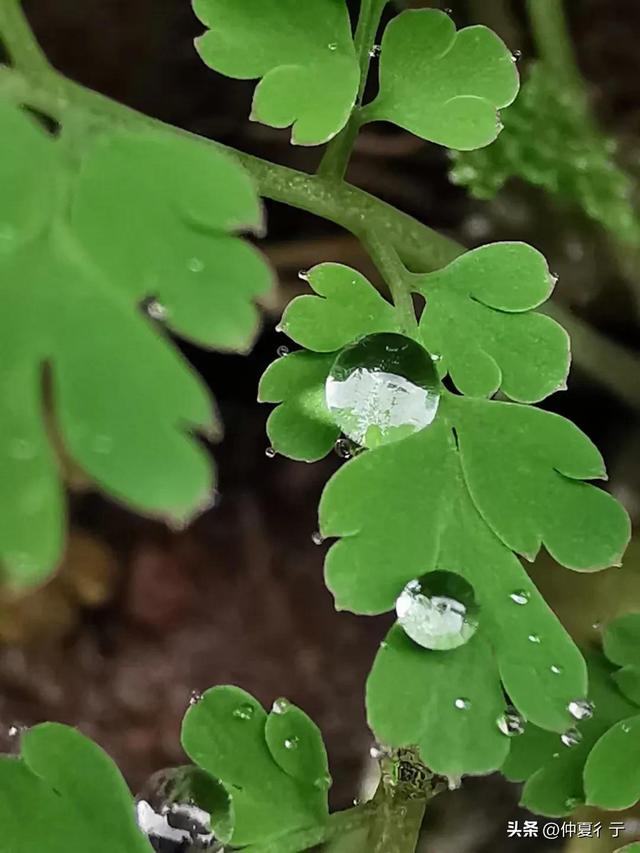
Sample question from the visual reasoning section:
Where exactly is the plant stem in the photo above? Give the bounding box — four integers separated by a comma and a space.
317, 0, 388, 180
241, 804, 377, 853
1, 3, 640, 410
526, 0, 582, 92
364, 231, 418, 335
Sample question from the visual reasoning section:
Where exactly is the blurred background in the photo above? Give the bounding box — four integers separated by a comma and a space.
2, 1, 640, 850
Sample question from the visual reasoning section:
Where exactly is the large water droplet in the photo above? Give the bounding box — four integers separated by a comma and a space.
567, 699, 594, 721
272, 697, 290, 715
326, 333, 441, 449
497, 708, 526, 737
561, 728, 582, 748
233, 703, 255, 721
395, 571, 479, 651
454, 698, 471, 710
510, 590, 530, 606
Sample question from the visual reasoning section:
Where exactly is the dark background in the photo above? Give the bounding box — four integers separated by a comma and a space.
1, 2, 640, 850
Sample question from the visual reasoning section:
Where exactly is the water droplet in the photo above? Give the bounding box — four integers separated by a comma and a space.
233, 703, 255, 721
298, 269, 310, 282
334, 438, 354, 459
528, 634, 541, 644
622, 723, 631, 733
188, 257, 205, 273
447, 775, 462, 791
561, 728, 582, 748
565, 797, 581, 810
510, 590, 530, 606
272, 697, 290, 715
313, 773, 332, 789
369, 744, 389, 760
592, 621, 602, 631
444, 7, 453, 15
369, 44, 381, 58
311, 531, 324, 546
328, 42, 338, 51
497, 709, 526, 737
396, 571, 479, 651
10, 439, 35, 461
7, 725, 21, 738
512, 49, 522, 61
284, 736, 299, 750
550, 664, 563, 675
189, 690, 203, 706
92, 434, 113, 454
567, 699, 594, 721
454, 698, 471, 710
265, 446, 277, 459
325, 333, 441, 449
277, 345, 290, 358
146, 299, 168, 321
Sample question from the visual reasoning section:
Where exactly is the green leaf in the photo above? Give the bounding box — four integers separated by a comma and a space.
258, 351, 339, 462
367, 625, 509, 776
192, 0, 359, 145
72, 130, 272, 352
367, 9, 518, 150
616, 845, 640, 853
449, 63, 640, 246
603, 613, 640, 666
612, 666, 640, 706
584, 714, 640, 809
259, 264, 399, 461
451, 396, 631, 569
281, 264, 398, 352
181, 686, 329, 847
416, 243, 569, 403
0, 723, 152, 853
320, 413, 588, 741
0, 104, 268, 587
510, 652, 638, 816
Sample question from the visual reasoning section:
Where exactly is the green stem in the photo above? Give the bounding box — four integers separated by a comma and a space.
526, 0, 582, 92
1, 3, 640, 410
317, 0, 388, 179
241, 804, 377, 853
364, 231, 418, 335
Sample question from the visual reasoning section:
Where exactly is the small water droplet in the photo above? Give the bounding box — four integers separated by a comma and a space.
369, 44, 381, 58
447, 775, 462, 791
512, 49, 522, 61
561, 728, 582, 748
497, 709, 526, 737
146, 299, 168, 321
313, 773, 332, 790
622, 722, 632, 733
277, 345, 290, 358
233, 703, 255, 721
272, 697, 291, 715
510, 590, 530, 606
188, 257, 205, 273
326, 333, 441, 449
7, 725, 20, 738
265, 446, 277, 459
334, 438, 354, 460
189, 690, 203, 706
328, 42, 338, 51
396, 572, 479, 651
311, 531, 324, 546
444, 7, 453, 15
275, 324, 284, 333
528, 634, 541, 644
550, 271, 559, 284
10, 439, 35, 461
592, 621, 602, 631
550, 664, 563, 675
284, 736, 299, 750
93, 434, 113, 454
369, 744, 389, 760
567, 699, 594, 721
454, 698, 471, 710
298, 269, 310, 282
380, 640, 388, 650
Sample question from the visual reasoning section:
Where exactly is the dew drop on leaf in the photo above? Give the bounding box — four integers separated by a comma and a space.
369, 44, 381, 58
271, 697, 291, 715
233, 703, 255, 721
313, 773, 332, 790
334, 438, 354, 459
298, 269, 310, 282
550, 664, 563, 675
396, 571, 479, 651
188, 257, 205, 273
327, 42, 338, 51
311, 531, 325, 546
561, 728, 582, 748
146, 299, 168, 321
326, 333, 441, 449
497, 709, 526, 737
265, 446, 277, 459
527, 634, 541, 644
284, 736, 299, 750
622, 723, 631, 733
189, 690, 203, 707
509, 590, 530, 606
512, 49, 522, 62
567, 699, 595, 721
454, 698, 471, 711
277, 345, 290, 358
